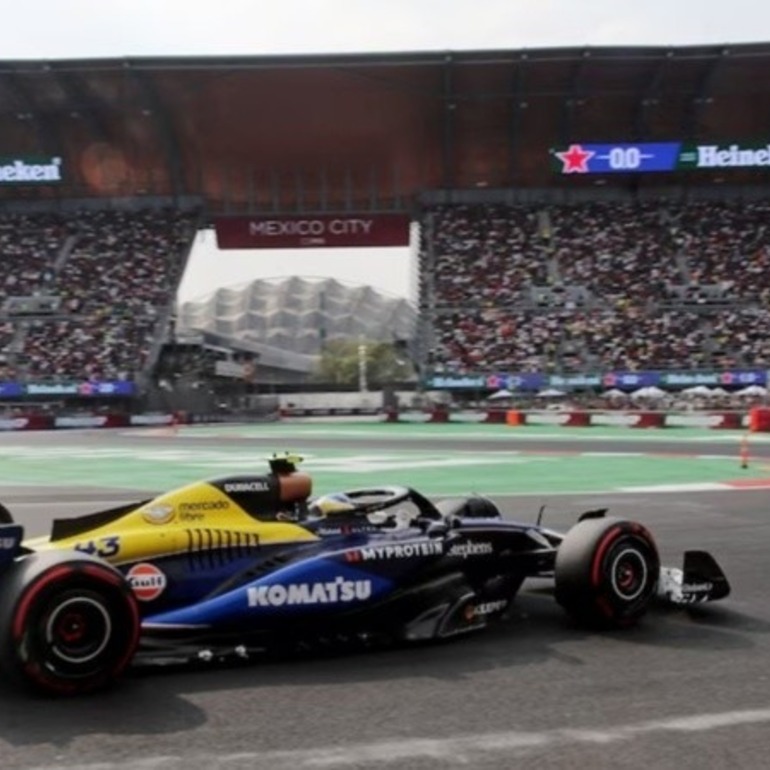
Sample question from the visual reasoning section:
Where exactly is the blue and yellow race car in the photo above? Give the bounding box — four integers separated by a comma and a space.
0, 453, 730, 695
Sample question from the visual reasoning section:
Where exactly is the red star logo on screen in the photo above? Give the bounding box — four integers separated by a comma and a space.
555, 144, 595, 173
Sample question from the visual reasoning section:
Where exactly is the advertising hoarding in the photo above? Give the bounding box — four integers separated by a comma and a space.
426, 369, 767, 391
551, 142, 770, 174
0, 381, 135, 398
0, 156, 63, 184
214, 214, 411, 249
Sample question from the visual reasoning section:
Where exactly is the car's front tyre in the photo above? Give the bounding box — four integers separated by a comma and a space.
554, 517, 660, 628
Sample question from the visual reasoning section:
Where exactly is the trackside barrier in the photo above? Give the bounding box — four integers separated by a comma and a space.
385, 407, 400, 423
483, 408, 507, 424
749, 407, 770, 432
385, 407, 748, 431
0, 413, 176, 431
0, 409, 757, 432
525, 411, 593, 427
280, 407, 382, 417
428, 406, 451, 423
130, 414, 175, 426
592, 412, 664, 428
55, 414, 177, 429
0, 415, 51, 431
664, 413, 743, 430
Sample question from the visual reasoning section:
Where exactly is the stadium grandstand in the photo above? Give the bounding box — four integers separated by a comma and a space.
0, 44, 769, 417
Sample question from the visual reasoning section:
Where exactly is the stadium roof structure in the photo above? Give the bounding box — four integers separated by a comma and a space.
1, 43, 769, 209
177, 276, 417, 362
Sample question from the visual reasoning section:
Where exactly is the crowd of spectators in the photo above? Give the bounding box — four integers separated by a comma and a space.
0, 319, 13, 350
550, 201, 685, 303
550, 200, 770, 304
427, 200, 770, 372
433, 309, 563, 372
0, 208, 196, 380
0, 213, 68, 303
428, 205, 549, 308
1, 199, 768, 383
432, 307, 718, 372
673, 200, 770, 301
560, 309, 711, 371
709, 308, 770, 368
0, 319, 16, 380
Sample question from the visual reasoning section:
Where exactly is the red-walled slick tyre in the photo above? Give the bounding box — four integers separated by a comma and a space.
0, 552, 140, 695
554, 517, 660, 628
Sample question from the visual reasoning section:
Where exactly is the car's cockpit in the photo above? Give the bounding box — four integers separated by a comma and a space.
212, 453, 501, 532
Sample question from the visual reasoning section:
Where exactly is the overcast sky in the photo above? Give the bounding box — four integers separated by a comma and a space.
6, 1, 769, 59
7, 1, 769, 302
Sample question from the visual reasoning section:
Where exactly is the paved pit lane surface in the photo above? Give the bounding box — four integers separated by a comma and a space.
1, 425, 769, 770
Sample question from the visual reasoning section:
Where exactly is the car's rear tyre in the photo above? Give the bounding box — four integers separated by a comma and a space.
554, 517, 659, 628
0, 552, 140, 695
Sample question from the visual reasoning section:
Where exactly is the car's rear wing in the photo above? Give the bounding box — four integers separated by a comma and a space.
0, 523, 24, 568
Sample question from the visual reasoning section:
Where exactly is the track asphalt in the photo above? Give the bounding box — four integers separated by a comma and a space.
1, 422, 769, 770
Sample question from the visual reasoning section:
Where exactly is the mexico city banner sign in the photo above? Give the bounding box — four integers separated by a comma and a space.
0, 156, 63, 184
214, 214, 411, 249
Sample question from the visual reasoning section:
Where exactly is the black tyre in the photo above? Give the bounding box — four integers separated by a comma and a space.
0, 551, 140, 695
554, 517, 659, 628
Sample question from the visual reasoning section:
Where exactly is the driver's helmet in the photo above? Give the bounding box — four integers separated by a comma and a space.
308, 492, 357, 518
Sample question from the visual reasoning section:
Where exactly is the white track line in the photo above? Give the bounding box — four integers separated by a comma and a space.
618, 482, 732, 493
581, 451, 645, 457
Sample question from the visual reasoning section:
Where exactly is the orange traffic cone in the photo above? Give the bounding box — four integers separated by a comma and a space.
740, 435, 749, 469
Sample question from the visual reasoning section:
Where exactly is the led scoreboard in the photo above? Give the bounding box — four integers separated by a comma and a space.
551, 142, 770, 174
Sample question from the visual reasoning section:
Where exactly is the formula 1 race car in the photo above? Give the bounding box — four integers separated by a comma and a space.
0, 453, 731, 695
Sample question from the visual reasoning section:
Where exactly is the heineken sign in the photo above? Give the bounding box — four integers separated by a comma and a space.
551, 142, 770, 174
688, 144, 770, 169
0, 156, 63, 184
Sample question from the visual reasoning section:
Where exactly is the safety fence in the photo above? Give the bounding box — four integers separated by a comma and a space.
2, 408, 770, 431
385, 406, 770, 431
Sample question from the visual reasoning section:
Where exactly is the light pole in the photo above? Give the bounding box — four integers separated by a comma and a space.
358, 338, 368, 393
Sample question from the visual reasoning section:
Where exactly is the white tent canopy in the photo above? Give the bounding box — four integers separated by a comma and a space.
736, 385, 768, 397
630, 386, 668, 400
488, 388, 514, 400
681, 385, 713, 396
536, 388, 567, 398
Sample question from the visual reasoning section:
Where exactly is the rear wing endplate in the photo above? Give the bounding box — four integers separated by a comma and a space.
0, 524, 24, 567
